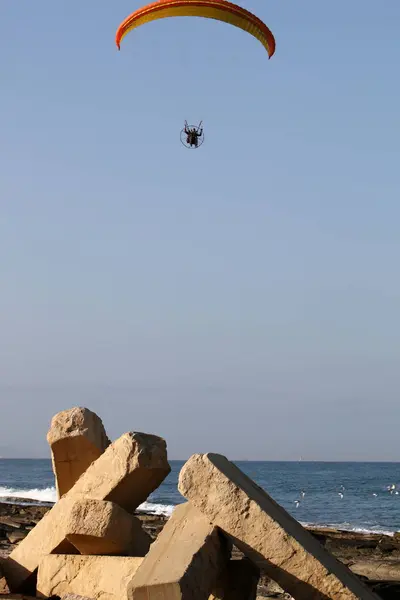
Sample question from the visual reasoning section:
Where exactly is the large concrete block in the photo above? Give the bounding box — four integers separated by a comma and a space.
4, 433, 169, 591
65, 498, 151, 556
37, 555, 143, 600
179, 454, 379, 600
3, 497, 79, 592
128, 502, 230, 600
210, 558, 259, 600
3, 498, 149, 591
47, 407, 110, 498
70, 431, 170, 513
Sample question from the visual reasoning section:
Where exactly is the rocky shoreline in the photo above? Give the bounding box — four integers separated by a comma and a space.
1, 499, 399, 599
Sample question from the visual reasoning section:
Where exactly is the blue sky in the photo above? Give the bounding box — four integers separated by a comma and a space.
0, 1, 399, 460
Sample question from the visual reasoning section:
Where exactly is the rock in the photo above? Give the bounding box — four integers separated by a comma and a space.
0, 578, 9, 595
0, 503, 50, 523
6, 531, 27, 544
178, 454, 379, 600
348, 558, 400, 581
0, 560, 10, 594
47, 407, 110, 498
368, 581, 400, 599
210, 558, 260, 600
260, 578, 286, 597
3, 433, 169, 592
0, 596, 37, 600
0, 518, 21, 529
37, 555, 143, 600
128, 502, 230, 600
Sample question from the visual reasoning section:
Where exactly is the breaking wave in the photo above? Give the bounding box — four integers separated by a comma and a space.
0, 486, 397, 530
136, 502, 175, 517
300, 521, 396, 537
0, 486, 57, 504
0, 486, 174, 516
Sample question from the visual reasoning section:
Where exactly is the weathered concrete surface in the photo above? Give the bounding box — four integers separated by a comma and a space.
179, 454, 379, 600
3, 497, 79, 592
3, 498, 145, 589
47, 407, 110, 498
210, 558, 260, 600
4, 432, 169, 591
65, 499, 151, 556
128, 502, 230, 600
61, 595, 95, 600
37, 555, 143, 600
70, 431, 171, 513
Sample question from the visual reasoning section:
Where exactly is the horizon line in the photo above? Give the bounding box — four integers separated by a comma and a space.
1, 458, 400, 464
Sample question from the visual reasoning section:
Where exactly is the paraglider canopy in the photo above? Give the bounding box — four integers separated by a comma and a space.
116, 0, 276, 58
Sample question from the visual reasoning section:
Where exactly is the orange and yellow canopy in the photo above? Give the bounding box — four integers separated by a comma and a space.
116, 0, 275, 58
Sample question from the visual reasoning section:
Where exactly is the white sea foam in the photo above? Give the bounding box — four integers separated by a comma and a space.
0, 486, 397, 531
0, 486, 174, 517
136, 502, 175, 517
0, 486, 57, 503
300, 521, 397, 537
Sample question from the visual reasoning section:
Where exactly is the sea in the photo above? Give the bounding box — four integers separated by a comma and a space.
0, 459, 399, 535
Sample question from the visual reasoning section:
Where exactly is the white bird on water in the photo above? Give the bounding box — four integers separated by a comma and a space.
294, 500, 300, 508
338, 492, 344, 499
300, 491, 305, 498
372, 493, 378, 497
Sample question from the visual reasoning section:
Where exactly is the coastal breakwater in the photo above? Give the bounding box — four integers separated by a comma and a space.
0, 407, 398, 600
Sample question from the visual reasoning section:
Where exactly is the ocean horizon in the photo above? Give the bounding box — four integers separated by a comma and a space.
0, 459, 399, 536
2, 458, 400, 463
